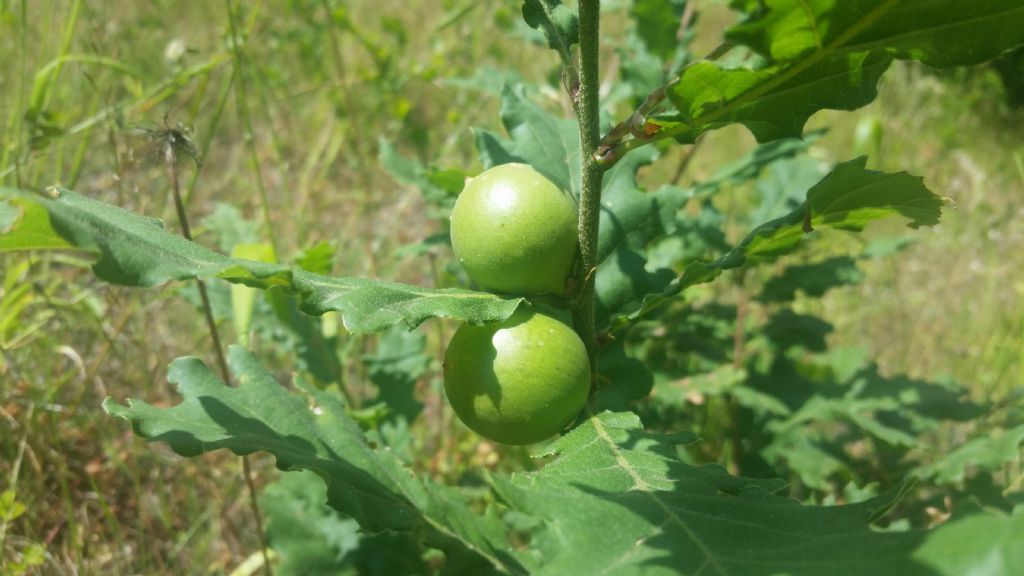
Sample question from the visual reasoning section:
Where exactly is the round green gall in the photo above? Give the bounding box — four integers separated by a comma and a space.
443, 307, 590, 445
450, 163, 578, 295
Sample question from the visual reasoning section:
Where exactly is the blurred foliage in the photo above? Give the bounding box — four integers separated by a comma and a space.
992, 46, 1024, 109
1, 0, 1023, 574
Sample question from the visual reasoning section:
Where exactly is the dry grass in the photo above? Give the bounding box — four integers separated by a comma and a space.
1, 1, 1022, 573
1, 1, 529, 572
812, 65, 1024, 400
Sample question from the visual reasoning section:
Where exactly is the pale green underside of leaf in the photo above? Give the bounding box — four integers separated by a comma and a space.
521, 0, 579, 55
663, 51, 892, 143
0, 188, 521, 333
915, 423, 1024, 485
104, 346, 527, 575
473, 85, 582, 198
0, 196, 75, 251
662, 0, 1024, 143
912, 509, 1024, 576
716, 157, 942, 267
616, 157, 944, 329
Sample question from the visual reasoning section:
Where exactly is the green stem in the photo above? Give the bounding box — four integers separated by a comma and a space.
572, 0, 604, 373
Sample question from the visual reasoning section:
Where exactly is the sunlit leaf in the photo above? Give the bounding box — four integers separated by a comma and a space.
618, 157, 942, 330
656, 0, 1024, 143
4, 188, 521, 332
521, 0, 579, 56
0, 195, 75, 252
494, 411, 934, 576
917, 423, 1024, 485
105, 346, 528, 575
716, 157, 943, 268
729, 0, 1024, 68
913, 510, 1024, 576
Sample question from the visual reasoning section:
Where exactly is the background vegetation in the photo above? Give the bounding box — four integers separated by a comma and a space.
1, 0, 1022, 573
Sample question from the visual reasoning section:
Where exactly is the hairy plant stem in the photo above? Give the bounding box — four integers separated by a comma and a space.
572, 0, 605, 376
163, 137, 273, 576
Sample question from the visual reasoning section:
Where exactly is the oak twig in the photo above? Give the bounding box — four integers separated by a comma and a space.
571, 0, 605, 379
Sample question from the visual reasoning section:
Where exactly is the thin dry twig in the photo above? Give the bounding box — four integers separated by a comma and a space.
156, 120, 273, 576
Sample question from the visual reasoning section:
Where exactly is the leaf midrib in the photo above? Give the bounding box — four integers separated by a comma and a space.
122, 392, 527, 575
671, 1, 1024, 142
666, 0, 900, 141
841, 4, 1024, 56
590, 415, 729, 576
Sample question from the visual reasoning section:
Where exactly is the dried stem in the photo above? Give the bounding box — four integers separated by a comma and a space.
162, 131, 273, 576
597, 41, 735, 168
